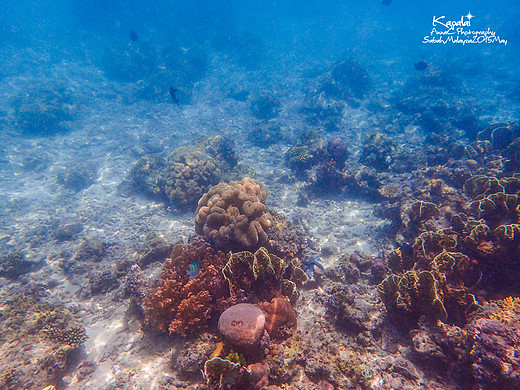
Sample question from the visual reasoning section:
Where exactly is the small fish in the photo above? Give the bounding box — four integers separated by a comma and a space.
382, 0, 392, 4
169, 87, 181, 108
130, 30, 139, 43
186, 260, 200, 279
414, 61, 428, 71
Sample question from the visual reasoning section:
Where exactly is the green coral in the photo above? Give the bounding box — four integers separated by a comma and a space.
222, 247, 304, 304
378, 270, 448, 322
226, 350, 247, 366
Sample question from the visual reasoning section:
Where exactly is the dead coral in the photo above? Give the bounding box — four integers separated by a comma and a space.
195, 177, 272, 252
143, 238, 229, 337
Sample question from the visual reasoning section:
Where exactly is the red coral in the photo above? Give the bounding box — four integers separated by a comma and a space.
143, 238, 229, 336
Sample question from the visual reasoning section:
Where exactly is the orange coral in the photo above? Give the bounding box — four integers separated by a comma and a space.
195, 177, 272, 251
143, 238, 229, 336
260, 297, 297, 339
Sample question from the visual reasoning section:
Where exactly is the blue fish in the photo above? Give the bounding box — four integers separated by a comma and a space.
186, 260, 200, 279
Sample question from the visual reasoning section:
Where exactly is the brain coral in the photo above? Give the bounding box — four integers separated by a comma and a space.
218, 303, 266, 347
195, 177, 272, 252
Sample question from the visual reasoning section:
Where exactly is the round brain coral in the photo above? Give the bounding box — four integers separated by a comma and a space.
195, 177, 272, 252
218, 303, 266, 347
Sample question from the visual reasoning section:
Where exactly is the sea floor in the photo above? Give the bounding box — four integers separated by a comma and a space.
0, 45, 517, 390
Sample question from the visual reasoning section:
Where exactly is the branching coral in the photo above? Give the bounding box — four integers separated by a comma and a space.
143, 238, 229, 336
195, 178, 272, 252
42, 325, 87, 348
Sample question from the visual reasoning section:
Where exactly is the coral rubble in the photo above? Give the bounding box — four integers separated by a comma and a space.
0, 294, 86, 389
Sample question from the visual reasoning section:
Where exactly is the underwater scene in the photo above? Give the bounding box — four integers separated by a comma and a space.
0, 0, 519, 389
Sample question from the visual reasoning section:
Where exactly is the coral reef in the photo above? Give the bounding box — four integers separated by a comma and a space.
247, 120, 283, 148
265, 211, 309, 260
300, 97, 344, 132
125, 155, 166, 201
163, 148, 221, 210
327, 137, 349, 170
218, 303, 266, 347
195, 178, 272, 252
85, 270, 119, 297
125, 136, 238, 210
327, 284, 386, 334
260, 297, 297, 339
0, 294, 86, 389
197, 135, 239, 170
203, 357, 250, 389
173, 333, 218, 379
408, 299, 520, 389
42, 324, 87, 348
143, 238, 229, 336
376, 152, 520, 328
56, 164, 97, 192
132, 233, 173, 267
222, 247, 304, 304
11, 81, 78, 136
0, 251, 40, 279
60, 236, 108, 276
477, 122, 520, 151
391, 66, 480, 137
286, 129, 329, 176
360, 133, 396, 171
53, 218, 83, 241
250, 95, 281, 120
319, 58, 371, 102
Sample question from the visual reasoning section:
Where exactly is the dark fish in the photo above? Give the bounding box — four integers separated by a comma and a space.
169, 87, 181, 108
186, 260, 200, 279
414, 61, 428, 71
382, 0, 392, 4
130, 30, 139, 43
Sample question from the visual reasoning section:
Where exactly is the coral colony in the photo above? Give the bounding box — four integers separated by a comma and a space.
1, 12, 519, 388
137, 121, 520, 389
